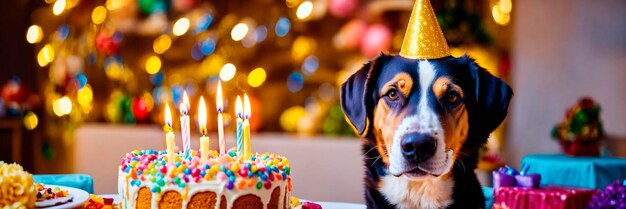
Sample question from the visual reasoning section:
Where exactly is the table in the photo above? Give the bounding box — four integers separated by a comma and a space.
521, 154, 626, 189
101, 194, 366, 209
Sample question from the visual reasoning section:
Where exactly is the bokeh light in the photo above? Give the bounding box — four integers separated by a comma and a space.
255, 26, 268, 43
26, 25, 43, 44
200, 38, 216, 55
57, 24, 69, 41
173, 18, 190, 36
247, 67, 267, 87
287, 72, 304, 93
219, 63, 236, 81
275, 17, 290, 37
231, 23, 249, 41
195, 13, 213, 34
296, 1, 313, 20
53, 0, 66, 16
280, 106, 306, 132
106, 0, 130, 10
302, 55, 319, 75
292, 36, 316, 61
53, 96, 72, 116
77, 84, 93, 113
318, 83, 335, 101
37, 44, 55, 67
91, 6, 107, 25
23, 111, 38, 130
500, 0, 512, 13
145, 55, 162, 74
153, 34, 172, 54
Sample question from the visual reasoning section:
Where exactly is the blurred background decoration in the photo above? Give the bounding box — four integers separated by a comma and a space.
0, 0, 511, 172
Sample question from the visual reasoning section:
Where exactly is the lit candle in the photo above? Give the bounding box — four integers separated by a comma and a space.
180, 91, 191, 160
216, 81, 225, 155
164, 103, 176, 164
235, 96, 243, 158
198, 96, 210, 163
242, 94, 252, 160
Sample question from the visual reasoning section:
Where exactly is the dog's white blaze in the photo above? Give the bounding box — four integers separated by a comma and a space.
389, 61, 452, 176
379, 175, 454, 209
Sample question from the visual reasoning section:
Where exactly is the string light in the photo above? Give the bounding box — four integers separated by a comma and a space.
219, 63, 236, 81
153, 35, 172, 54
145, 55, 162, 74
492, 0, 512, 26
53, 96, 72, 116
248, 67, 267, 87
26, 25, 43, 44
231, 23, 249, 41
296, 1, 313, 20
91, 6, 107, 25
173, 18, 190, 36
23, 111, 39, 130
37, 44, 55, 67
52, 0, 66, 16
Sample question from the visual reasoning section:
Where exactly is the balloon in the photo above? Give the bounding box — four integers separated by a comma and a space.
132, 96, 150, 122
360, 24, 392, 58
329, 0, 357, 18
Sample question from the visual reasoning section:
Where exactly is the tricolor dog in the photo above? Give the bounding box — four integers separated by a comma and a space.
340, 54, 512, 209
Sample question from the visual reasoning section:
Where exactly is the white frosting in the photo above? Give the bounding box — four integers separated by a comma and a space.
118, 169, 291, 209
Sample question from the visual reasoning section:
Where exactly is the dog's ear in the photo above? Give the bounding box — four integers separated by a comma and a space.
466, 56, 513, 138
340, 58, 380, 137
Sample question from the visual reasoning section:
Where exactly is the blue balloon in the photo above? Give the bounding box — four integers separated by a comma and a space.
275, 17, 290, 37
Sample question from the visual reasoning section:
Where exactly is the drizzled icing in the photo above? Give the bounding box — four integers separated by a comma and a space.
118, 149, 293, 209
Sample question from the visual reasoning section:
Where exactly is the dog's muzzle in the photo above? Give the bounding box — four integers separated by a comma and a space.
400, 133, 437, 164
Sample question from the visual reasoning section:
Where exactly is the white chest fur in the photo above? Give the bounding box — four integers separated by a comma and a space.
379, 175, 454, 209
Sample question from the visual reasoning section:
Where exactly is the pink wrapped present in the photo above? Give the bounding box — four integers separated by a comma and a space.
493, 186, 598, 209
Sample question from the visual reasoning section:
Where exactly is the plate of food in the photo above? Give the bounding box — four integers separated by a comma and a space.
35, 183, 89, 208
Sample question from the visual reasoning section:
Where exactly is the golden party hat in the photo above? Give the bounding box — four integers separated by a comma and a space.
399, 0, 450, 59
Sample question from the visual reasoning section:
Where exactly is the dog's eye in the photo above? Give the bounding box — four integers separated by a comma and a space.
386, 89, 399, 101
446, 92, 460, 104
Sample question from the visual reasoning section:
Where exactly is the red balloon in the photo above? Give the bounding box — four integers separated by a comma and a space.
360, 24, 392, 58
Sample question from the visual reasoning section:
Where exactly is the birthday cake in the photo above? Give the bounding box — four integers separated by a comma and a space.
118, 150, 294, 209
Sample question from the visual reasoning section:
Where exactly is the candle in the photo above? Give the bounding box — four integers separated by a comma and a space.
164, 103, 175, 164
180, 91, 191, 160
198, 96, 210, 163
216, 81, 225, 155
242, 94, 252, 160
235, 96, 243, 158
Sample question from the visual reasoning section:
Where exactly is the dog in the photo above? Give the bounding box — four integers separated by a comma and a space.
340, 54, 513, 209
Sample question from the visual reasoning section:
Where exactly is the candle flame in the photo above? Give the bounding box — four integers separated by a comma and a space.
198, 96, 207, 135
235, 96, 243, 118
244, 94, 251, 119
181, 91, 190, 115
216, 81, 223, 112
165, 103, 172, 128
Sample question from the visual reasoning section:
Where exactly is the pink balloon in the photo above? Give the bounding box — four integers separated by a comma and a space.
361, 24, 392, 58
329, 0, 357, 18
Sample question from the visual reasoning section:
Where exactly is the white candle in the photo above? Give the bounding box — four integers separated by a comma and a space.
180, 91, 191, 160
235, 96, 243, 158
164, 103, 175, 164
216, 81, 225, 155
198, 96, 210, 163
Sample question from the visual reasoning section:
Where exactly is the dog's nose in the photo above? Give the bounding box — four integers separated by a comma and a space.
401, 133, 437, 163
